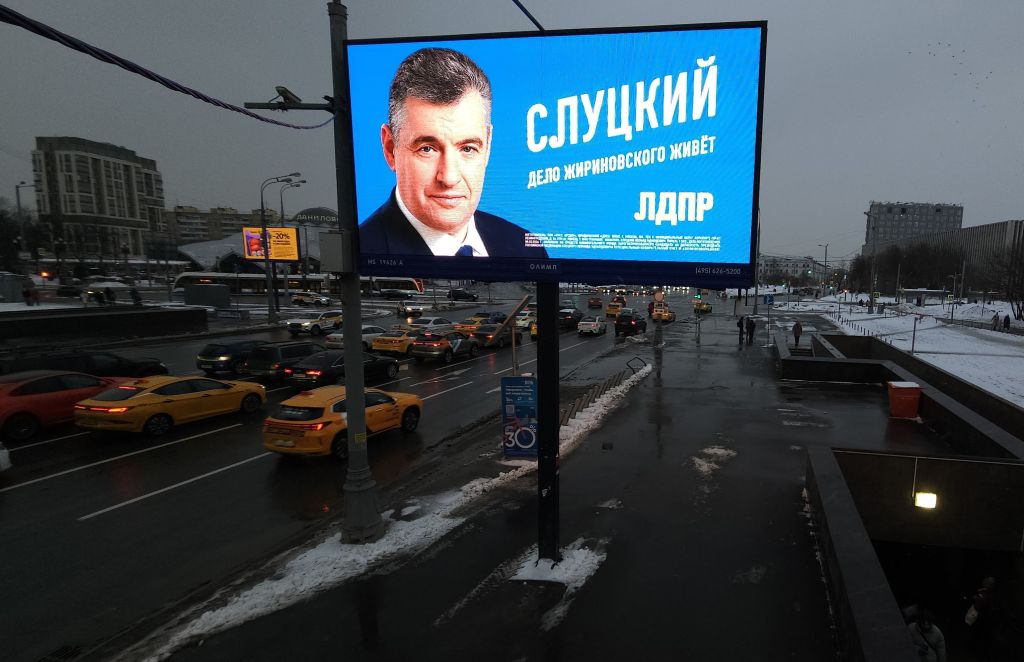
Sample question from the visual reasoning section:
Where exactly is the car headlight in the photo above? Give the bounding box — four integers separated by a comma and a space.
217, 356, 231, 361
301, 322, 311, 327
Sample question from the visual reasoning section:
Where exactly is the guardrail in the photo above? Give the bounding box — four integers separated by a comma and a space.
558, 358, 648, 427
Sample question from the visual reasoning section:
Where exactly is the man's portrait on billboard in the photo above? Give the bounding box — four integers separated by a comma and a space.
358, 47, 548, 258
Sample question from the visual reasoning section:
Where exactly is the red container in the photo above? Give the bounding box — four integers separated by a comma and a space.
887, 381, 922, 418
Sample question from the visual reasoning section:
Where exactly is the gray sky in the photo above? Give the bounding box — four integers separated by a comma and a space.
2, 0, 1022, 264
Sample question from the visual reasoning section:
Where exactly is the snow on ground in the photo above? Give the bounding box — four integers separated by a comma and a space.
0, 301, 77, 312
130, 363, 655, 660
689, 445, 737, 478
821, 307, 1024, 408
511, 537, 610, 631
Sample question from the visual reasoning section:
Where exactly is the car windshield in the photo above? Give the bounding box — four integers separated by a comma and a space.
379, 331, 407, 338
415, 333, 440, 341
274, 405, 324, 421
581, 317, 597, 323
199, 344, 229, 355
297, 352, 338, 368
476, 325, 499, 333
249, 347, 280, 360
91, 385, 145, 401
459, 318, 479, 325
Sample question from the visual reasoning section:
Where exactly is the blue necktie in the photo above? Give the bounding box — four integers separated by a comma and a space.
456, 245, 474, 257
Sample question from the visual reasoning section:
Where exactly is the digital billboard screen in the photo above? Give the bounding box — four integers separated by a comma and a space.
242, 227, 300, 261
347, 22, 766, 286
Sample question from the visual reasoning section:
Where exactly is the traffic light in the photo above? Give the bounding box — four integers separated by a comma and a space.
694, 292, 702, 300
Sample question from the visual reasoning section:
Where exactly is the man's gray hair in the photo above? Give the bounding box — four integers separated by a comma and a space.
388, 48, 492, 137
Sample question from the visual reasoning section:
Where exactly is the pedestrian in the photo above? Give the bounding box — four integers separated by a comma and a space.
130, 287, 142, 306
792, 320, 803, 347
104, 287, 115, 305
737, 316, 745, 343
80, 290, 89, 307
94, 289, 105, 306
22, 286, 32, 306
908, 610, 946, 662
1004, 315, 1011, 332
745, 316, 756, 344
966, 576, 996, 659
30, 288, 40, 306
992, 313, 1000, 331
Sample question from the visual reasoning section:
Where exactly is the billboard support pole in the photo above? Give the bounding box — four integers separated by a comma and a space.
536, 280, 560, 561
330, 1, 383, 543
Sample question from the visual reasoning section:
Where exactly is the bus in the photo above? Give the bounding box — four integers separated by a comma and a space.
172, 272, 424, 297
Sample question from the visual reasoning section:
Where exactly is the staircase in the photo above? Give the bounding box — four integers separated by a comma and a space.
789, 346, 813, 357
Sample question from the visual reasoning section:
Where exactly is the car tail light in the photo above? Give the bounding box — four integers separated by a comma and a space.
271, 363, 281, 369
631, 321, 636, 325
306, 370, 322, 377
78, 405, 132, 413
284, 368, 293, 376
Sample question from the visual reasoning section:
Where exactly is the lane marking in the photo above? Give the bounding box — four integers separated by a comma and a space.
494, 358, 538, 375
375, 377, 409, 389
78, 453, 272, 521
485, 387, 501, 394
0, 424, 243, 493
9, 431, 91, 452
421, 382, 474, 400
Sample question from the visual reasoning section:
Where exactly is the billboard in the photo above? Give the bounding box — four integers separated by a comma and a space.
347, 22, 766, 287
242, 227, 300, 261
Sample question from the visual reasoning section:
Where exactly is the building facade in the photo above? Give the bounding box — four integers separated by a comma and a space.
32, 137, 164, 259
862, 201, 963, 255
161, 206, 279, 244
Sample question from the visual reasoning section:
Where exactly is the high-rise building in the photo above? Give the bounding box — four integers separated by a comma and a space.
161, 206, 279, 244
862, 201, 963, 256
32, 137, 165, 259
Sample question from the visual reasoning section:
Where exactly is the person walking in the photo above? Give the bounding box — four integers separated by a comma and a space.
104, 287, 116, 306
908, 610, 946, 662
1004, 315, 1011, 332
22, 286, 32, 306
792, 320, 803, 347
737, 316, 745, 343
745, 316, 756, 345
80, 290, 89, 307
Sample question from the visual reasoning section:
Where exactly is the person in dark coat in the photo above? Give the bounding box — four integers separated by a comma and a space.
792, 320, 803, 347
745, 316, 756, 344
104, 287, 116, 305
737, 316, 745, 343
908, 610, 946, 662
1004, 315, 1011, 331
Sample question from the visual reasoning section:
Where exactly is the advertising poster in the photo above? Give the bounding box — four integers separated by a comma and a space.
346, 22, 766, 287
501, 375, 538, 458
242, 227, 300, 261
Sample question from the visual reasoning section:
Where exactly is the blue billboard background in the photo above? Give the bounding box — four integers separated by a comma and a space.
347, 23, 765, 286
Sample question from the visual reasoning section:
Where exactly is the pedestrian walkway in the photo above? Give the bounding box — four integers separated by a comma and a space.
127, 314, 945, 662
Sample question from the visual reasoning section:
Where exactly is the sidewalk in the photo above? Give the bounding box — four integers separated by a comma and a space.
119, 315, 945, 661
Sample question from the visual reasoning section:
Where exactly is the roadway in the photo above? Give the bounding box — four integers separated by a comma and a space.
1, 297, 670, 662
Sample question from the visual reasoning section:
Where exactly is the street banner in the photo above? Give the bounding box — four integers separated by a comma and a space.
242, 227, 299, 261
501, 375, 539, 458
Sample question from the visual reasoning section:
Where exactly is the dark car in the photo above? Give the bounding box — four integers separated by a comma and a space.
472, 324, 522, 349
470, 310, 508, 323
379, 289, 406, 300
587, 297, 603, 309
614, 313, 648, 337
409, 331, 479, 363
0, 350, 167, 378
244, 341, 323, 381
558, 308, 584, 329
447, 288, 479, 302
56, 284, 83, 297
196, 339, 267, 376
285, 350, 400, 388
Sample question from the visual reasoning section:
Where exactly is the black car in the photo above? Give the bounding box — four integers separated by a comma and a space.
0, 350, 167, 378
285, 350, 400, 388
195, 339, 267, 375
614, 313, 648, 336
471, 310, 508, 323
558, 308, 584, 328
472, 324, 522, 348
447, 288, 479, 302
244, 341, 323, 381
379, 289, 406, 300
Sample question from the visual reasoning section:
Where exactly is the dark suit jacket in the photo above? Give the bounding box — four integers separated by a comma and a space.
359, 190, 548, 259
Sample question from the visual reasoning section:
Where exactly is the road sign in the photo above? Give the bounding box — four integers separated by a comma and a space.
501, 376, 538, 458
763, 294, 774, 305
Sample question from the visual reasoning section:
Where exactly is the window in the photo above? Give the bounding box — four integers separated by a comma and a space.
153, 381, 195, 396
60, 374, 104, 390
91, 385, 145, 401
189, 379, 230, 392
331, 400, 347, 414
365, 392, 394, 407
12, 376, 68, 396
277, 405, 324, 421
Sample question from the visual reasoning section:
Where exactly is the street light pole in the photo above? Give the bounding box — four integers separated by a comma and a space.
279, 180, 305, 305
864, 212, 877, 313
818, 242, 829, 294
15, 181, 35, 254
260, 173, 299, 323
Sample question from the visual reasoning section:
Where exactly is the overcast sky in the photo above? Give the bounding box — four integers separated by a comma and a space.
2, 0, 1022, 264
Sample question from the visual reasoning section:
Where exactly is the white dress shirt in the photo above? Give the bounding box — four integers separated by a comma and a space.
395, 189, 489, 257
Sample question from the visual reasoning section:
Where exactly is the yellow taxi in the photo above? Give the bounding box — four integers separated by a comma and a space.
530, 321, 539, 340
605, 301, 623, 317
74, 375, 266, 436
694, 301, 713, 315
652, 304, 677, 322
263, 386, 422, 460
454, 317, 487, 334
371, 326, 419, 356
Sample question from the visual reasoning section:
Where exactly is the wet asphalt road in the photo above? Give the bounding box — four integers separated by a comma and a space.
1, 296, 661, 662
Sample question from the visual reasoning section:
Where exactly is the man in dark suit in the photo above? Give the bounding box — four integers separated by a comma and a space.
359, 47, 547, 259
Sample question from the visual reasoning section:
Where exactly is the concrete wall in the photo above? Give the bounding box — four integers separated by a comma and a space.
805, 447, 919, 662
0, 306, 207, 341
834, 450, 1024, 552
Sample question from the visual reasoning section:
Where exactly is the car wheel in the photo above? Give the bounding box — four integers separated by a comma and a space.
442, 349, 453, 364
311, 325, 322, 336
401, 407, 420, 432
240, 393, 262, 414
144, 414, 173, 437
230, 359, 246, 375
4, 413, 39, 442
331, 433, 349, 460
386, 363, 399, 379
468, 345, 478, 358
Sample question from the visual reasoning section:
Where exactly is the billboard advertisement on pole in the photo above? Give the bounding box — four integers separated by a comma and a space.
242, 227, 300, 261
346, 22, 766, 287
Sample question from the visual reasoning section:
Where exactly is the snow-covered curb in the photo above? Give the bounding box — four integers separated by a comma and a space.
126, 363, 654, 660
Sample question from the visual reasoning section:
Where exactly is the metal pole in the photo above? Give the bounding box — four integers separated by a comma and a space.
752, 221, 760, 314
303, 225, 310, 289
259, 181, 277, 323
15, 184, 25, 253
330, 1, 383, 543
536, 280, 560, 561
868, 213, 877, 314
912, 317, 918, 354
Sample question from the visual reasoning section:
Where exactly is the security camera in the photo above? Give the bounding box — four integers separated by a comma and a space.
275, 86, 302, 105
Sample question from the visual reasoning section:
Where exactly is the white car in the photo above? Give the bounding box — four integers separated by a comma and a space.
408, 316, 454, 332
291, 291, 331, 306
515, 312, 537, 329
577, 316, 607, 336
325, 324, 387, 350
398, 300, 424, 317
285, 310, 343, 336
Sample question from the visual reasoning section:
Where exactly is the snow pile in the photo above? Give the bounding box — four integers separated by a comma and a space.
596, 498, 622, 510
559, 364, 654, 455
689, 445, 737, 478
511, 537, 609, 631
